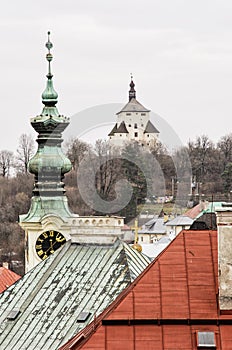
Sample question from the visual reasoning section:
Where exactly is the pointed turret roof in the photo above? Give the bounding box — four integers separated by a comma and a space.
108, 123, 118, 136
114, 121, 129, 133
143, 120, 160, 134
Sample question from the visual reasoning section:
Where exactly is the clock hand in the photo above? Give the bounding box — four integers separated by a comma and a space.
49, 239, 55, 253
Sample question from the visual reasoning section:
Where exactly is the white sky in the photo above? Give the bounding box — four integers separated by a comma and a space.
0, 0, 232, 152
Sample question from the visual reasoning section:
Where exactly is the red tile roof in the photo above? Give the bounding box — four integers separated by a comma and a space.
60, 230, 232, 350
184, 203, 203, 219
0, 267, 21, 293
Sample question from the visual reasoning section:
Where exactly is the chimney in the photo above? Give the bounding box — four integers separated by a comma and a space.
216, 203, 232, 311
2, 262, 9, 269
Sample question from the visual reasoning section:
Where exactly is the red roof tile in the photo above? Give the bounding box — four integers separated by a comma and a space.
0, 267, 21, 293
60, 230, 232, 350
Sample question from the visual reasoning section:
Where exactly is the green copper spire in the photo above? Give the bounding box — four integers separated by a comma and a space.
41, 31, 59, 117
24, 32, 72, 221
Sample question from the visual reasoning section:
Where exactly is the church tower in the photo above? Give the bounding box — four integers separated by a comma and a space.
19, 32, 77, 272
109, 76, 160, 147
20, 33, 124, 272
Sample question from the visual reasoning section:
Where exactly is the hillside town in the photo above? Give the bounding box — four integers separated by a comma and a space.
0, 22, 232, 350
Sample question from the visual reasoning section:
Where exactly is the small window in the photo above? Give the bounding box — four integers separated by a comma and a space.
76, 311, 91, 322
134, 123, 138, 129
126, 113, 131, 116
197, 332, 216, 348
7, 309, 20, 320
128, 124, 131, 127
147, 134, 149, 137
120, 134, 122, 137
141, 124, 144, 127
134, 132, 138, 137
140, 236, 143, 242
141, 113, 146, 116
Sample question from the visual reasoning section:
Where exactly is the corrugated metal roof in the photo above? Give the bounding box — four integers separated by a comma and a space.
116, 98, 150, 114
61, 230, 232, 350
0, 268, 21, 293
0, 239, 150, 350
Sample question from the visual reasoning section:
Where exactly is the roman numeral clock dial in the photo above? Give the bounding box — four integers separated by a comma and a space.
35, 230, 66, 260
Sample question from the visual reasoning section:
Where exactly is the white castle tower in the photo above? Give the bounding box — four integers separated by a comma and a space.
109, 77, 159, 147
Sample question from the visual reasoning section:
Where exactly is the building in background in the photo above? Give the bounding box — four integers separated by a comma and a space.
0, 264, 20, 293
108, 77, 159, 147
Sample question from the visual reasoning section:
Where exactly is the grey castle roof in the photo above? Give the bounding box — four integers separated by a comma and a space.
108, 123, 118, 136
0, 239, 150, 350
114, 121, 129, 133
116, 97, 150, 114
143, 120, 159, 134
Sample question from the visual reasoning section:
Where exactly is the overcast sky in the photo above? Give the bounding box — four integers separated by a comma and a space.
0, 0, 232, 152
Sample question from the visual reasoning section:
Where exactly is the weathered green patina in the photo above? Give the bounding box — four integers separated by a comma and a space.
21, 32, 73, 222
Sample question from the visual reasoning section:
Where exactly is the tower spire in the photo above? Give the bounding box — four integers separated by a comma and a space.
41, 31, 58, 113
28, 32, 72, 199
129, 73, 136, 101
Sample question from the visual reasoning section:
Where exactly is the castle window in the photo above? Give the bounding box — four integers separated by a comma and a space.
134, 123, 138, 129
135, 132, 138, 137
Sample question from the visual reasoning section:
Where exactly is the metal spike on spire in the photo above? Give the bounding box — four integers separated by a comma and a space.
45, 31, 53, 78
41, 31, 58, 106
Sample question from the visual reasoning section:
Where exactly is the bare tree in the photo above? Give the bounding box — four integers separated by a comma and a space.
217, 133, 232, 170
0, 150, 14, 177
65, 137, 90, 170
93, 139, 121, 200
16, 134, 35, 174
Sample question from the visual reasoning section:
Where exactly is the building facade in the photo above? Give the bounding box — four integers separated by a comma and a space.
108, 78, 159, 147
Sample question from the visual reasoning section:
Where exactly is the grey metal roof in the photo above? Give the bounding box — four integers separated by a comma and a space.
114, 121, 129, 133
143, 120, 159, 134
116, 98, 150, 114
165, 215, 194, 226
141, 236, 172, 259
139, 217, 166, 234
0, 239, 150, 350
108, 123, 118, 136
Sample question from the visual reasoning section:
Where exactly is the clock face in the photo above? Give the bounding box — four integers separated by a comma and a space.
35, 230, 66, 260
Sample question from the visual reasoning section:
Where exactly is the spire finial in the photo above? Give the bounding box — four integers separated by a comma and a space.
129, 73, 136, 101
45, 31, 53, 78
41, 31, 58, 107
